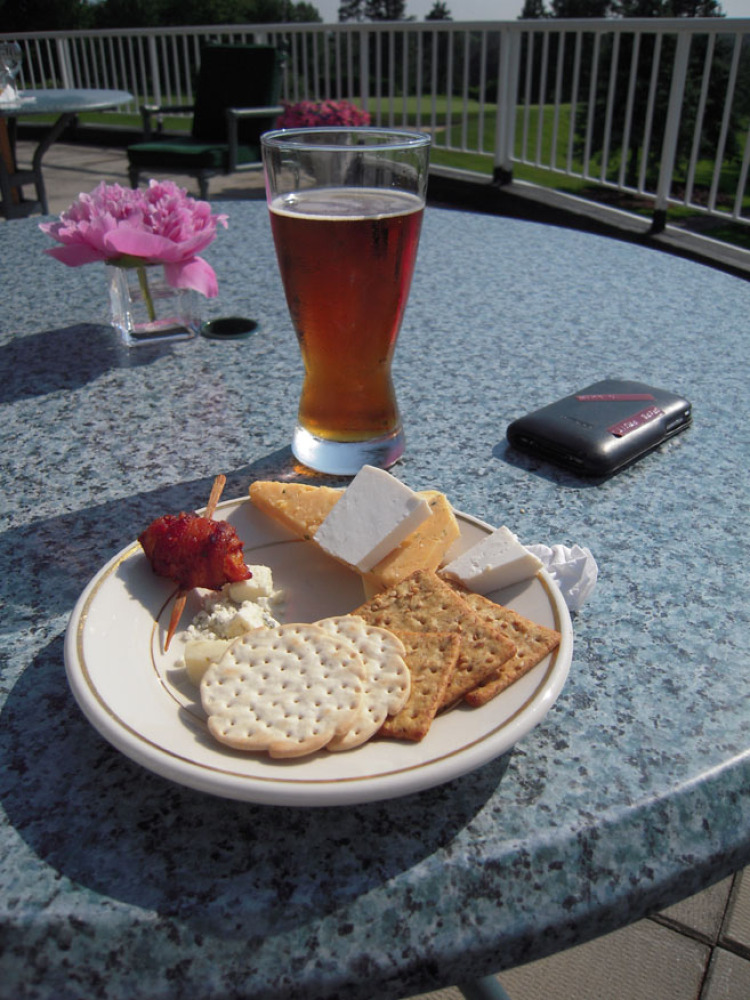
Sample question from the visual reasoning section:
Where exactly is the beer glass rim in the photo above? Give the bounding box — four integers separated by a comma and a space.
261, 127, 431, 152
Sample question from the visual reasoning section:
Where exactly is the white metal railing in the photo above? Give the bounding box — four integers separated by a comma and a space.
2, 18, 749, 230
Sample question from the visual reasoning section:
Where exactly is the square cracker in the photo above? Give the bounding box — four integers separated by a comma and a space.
354, 569, 516, 709
445, 582, 562, 707
378, 630, 459, 741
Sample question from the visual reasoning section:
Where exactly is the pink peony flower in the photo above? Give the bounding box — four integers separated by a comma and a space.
275, 100, 371, 130
39, 180, 228, 298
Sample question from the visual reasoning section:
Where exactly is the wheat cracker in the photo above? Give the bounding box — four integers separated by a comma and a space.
354, 569, 516, 709
445, 582, 562, 707
378, 630, 460, 741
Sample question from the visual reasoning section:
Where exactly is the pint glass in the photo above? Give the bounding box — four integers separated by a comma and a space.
261, 127, 430, 476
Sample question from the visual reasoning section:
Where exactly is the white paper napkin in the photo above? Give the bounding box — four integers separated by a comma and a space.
526, 543, 598, 611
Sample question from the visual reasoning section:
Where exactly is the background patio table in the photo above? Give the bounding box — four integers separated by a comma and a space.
1, 201, 749, 1000
0, 88, 133, 216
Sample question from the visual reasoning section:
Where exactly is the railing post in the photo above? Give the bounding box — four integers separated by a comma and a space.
359, 26, 369, 113
493, 25, 519, 186
652, 28, 690, 233
55, 37, 73, 88
147, 33, 162, 108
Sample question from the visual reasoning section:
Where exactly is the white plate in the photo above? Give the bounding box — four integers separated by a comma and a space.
64, 498, 573, 806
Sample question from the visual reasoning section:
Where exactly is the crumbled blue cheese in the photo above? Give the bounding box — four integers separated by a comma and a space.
186, 564, 284, 641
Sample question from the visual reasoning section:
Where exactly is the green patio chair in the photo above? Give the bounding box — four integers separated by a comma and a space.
127, 43, 284, 200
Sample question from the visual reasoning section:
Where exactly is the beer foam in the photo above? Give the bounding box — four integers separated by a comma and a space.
271, 187, 423, 222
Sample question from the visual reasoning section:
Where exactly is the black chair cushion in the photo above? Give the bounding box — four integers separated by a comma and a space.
127, 141, 261, 171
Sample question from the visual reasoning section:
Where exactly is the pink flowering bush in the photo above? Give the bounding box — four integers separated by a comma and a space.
39, 180, 228, 298
275, 100, 371, 129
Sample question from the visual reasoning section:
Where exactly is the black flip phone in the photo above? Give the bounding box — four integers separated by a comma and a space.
506, 379, 692, 476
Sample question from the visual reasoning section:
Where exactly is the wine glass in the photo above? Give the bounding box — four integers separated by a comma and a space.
0, 42, 23, 94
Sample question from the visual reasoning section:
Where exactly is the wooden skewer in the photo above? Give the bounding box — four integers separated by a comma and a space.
164, 474, 227, 652
205, 473, 226, 519
164, 591, 188, 652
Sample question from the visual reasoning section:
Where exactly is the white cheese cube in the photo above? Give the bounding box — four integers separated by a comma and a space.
313, 466, 433, 572
226, 565, 276, 602
225, 602, 277, 636
184, 639, 232, 686
441, 526, 543, 594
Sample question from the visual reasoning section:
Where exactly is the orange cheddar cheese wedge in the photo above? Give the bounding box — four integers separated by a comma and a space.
248, 481, 342, 539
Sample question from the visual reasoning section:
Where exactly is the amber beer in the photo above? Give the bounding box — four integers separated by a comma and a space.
269, 187, 424, 443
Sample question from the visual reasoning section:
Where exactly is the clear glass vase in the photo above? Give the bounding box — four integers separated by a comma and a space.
109, 264, 201, 347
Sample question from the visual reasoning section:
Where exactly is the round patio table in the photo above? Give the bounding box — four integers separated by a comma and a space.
1, 200, 749, 1000
0, 88, 133, 216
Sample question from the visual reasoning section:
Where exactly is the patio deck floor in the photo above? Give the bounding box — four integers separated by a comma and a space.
9, 138, 750, 1000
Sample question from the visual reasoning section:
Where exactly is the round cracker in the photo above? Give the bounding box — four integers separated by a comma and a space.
200, 623, 365, 758
315, 615, 411, 751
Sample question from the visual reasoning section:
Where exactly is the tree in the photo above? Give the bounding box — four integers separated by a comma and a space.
1, 0, 94, 31
339, 0, 409, 21
88, 0, 322, 27
519, 0, 616, 17
338, 0, 409, 19
338, 0, 365, 18
279, 1, 321, 19
519, 0, 548, 16
93, 0, 179, 28
364, 0, 408, 18
614, 0, 723, 12
548, 0, 613, 13
425, 1, 451, 18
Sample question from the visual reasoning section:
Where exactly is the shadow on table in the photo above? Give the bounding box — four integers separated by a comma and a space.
0, 629, 509, 935
0, 453, 509, 939
0, 323, 174, 404
494, 439, 612, 488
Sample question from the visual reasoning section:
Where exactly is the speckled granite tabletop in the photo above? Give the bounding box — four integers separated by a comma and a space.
2, 202, 749, 1000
